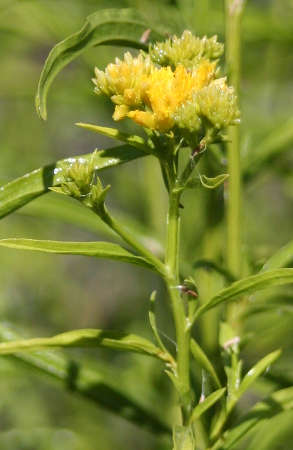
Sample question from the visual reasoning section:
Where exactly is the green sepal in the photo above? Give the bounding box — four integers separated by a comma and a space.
76, 123, 154, 154
199, 173, 229, 189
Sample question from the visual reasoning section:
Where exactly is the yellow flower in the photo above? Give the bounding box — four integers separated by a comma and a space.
128, 62, 216, 131
93, 52, 154, 119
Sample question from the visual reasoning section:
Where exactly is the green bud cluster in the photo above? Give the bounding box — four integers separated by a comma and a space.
149, 30, 223, 70
195, 79, 240, 129
173, 78, 240, 137
51, 152, 110, 213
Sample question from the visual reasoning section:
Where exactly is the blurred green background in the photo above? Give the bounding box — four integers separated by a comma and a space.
1, 0, 293, 449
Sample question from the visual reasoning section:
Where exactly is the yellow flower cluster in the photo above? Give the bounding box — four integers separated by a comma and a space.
93, 32, 239, 134
128, 61, 216, 131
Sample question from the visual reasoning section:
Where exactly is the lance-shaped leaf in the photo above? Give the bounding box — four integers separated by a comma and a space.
0, 146, 146, 219
189, 388, 226, 425
212, 387, 293, 450
228, 350, 281, 412
260, 240, 293, 272
76, 123, 153, 154
35, 8, 163, 120
0, 323, 169, 435
191, 268, 293, 323
0, 239, 159, 272
0, 328, 171, 363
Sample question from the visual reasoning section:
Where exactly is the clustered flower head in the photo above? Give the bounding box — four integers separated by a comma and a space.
92, 31, 240, 139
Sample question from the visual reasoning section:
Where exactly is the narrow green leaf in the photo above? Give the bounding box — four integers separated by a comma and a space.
236, 350, 281, 403
190, 339, 222, 389
0, 328, 169, 361
76, 123, 152, 154
0, 146, 146, 219
0, 323, 169, 435
189, 388, 226, 424
261, 240, 293, 272
213, 387, 293, 450
191, 268, 293, 322
199, 173, 229, 189
0, 239, 156, 271
35, 8, 163, 120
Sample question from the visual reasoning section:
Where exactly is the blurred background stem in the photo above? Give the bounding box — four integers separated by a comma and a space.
225, 0, 246, 329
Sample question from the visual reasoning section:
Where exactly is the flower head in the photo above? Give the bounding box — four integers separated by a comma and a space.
93, 52, 154, 120
92, 31, 239, 139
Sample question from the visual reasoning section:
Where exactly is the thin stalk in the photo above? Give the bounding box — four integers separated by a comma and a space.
225, 0, 246, 325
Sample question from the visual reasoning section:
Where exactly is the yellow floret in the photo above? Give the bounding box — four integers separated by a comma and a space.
127, 62, 216, 131
93, 52, 154, 119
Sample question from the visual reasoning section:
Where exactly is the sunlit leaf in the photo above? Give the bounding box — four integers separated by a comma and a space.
0, 239, 156, 271
0, 328, 170, 361
0, 146, 147, 219
35, 8, 163, 120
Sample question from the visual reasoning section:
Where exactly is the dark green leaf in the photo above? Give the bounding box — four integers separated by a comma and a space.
0, 146, 146, 219
35, 8, 163, 120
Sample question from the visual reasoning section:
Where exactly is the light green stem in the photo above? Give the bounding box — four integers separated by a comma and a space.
225, 0, 245, 326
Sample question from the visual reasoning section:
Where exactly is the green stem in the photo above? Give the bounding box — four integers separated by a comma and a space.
225, 0, 245, 325
165, 186, 192, 425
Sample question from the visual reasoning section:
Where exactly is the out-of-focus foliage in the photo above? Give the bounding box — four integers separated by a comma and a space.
1, 0, 293, 449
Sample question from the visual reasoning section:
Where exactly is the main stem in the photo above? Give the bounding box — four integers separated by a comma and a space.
225, 0, 245, 326
165, 186, 191, 424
